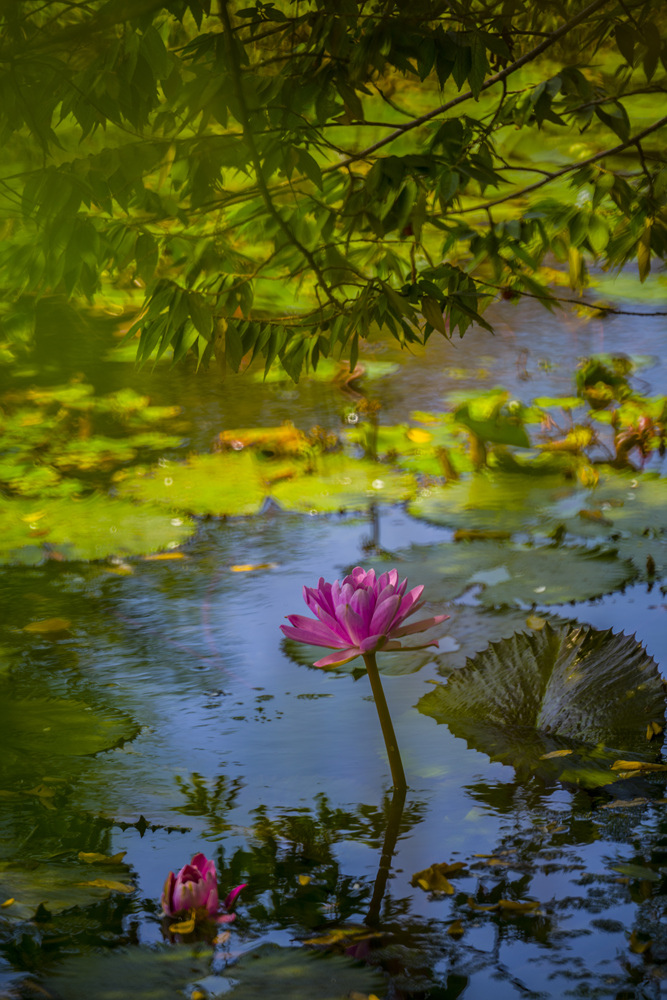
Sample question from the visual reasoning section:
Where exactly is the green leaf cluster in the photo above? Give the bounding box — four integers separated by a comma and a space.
0, 0, 664, 377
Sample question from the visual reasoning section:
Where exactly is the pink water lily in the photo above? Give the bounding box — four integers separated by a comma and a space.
161, 853, 246, 921
281, 566, 449, 667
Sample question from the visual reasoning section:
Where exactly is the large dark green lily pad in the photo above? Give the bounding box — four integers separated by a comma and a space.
417, 623, 665, 787
0, 496, 196, 563
30, 942, 385, 1000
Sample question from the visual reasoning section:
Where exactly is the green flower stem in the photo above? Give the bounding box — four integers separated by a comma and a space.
362, 652, 407, 791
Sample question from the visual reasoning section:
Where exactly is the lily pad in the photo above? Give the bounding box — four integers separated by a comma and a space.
417, 623, 665, 787
0, 692, 139, 770
282, 637, 436, 675
369, 540, 635, 608
346, 420, 471, 478
270, 454, 415, 513
407, 473, 580, 535
0, 496, 196, 563
30, 942, 385, 1000
0, 858, 135, 921
114, 452, 273, 516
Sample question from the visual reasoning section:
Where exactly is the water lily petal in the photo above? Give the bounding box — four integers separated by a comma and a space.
369, 593, 402, 636
314, 647, 361, 667
223, 883, 247, 911
390, 613, 450, 638
395, 585, 425, 623
281, 621, 348, 649
338, 603, 366, 645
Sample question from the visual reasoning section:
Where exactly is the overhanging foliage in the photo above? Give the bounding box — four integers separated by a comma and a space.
0, 0, 665, 378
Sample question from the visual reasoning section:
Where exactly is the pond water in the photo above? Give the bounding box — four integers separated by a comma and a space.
1, 292, 667, 1000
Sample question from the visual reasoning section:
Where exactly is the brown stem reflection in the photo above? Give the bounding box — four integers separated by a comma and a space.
365, 784, 406, 926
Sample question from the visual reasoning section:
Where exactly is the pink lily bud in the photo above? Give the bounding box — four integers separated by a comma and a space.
161, 853, 219, 917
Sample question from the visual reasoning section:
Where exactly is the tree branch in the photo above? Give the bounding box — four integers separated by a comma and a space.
218, 0, 341, 309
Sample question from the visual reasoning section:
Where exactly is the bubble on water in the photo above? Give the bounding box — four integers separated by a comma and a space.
164, 477, 173, 486
345, 412, 359, 424
171, 518, 183, 527
372, 479, 384, 490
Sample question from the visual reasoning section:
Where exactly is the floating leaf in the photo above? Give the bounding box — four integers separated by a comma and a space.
23, 617, 70, 634
411, 862, 466, 893
0, 860, 135, 921
370, 539, 635, 609
115, 452, 269, 516
77, 852, 127, 865
0, 496, 196, 564
33, 942, 385, 1000
0, 690, 138, 775
417, 623, 665, 787
271, 454, 415, 513
610, 760, 667, 773
77, 879, 135, 893
408, 473, 581, 534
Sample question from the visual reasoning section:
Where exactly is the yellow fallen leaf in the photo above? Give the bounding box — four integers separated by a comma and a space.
447, 920, 464, 938
646, 721, 664, 739
78, 851, 127, 865
20, 511, 46, 523
467, 898, 499, 911
411, 862, 465, 893
600, 797, 649, 809
169, 915, 196, 933
1, 898, 15, 908
78, 879, 135, 893
629, 930, 652, 954
24, 784, 55, 797
191, 992, 206, 1000
473, 851, 515, 859
611, 760, 667, 772
526, 615, 546, 631
23, 618, 70, 634
230, 562, 278, 572
298, 875, 311, 886
540, 750, 574, 760
497, 899, 541, 913
213, 931, 231, 945
142, 552, 186, 561
406, 428, 433, 444
304, 926, 380, 947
